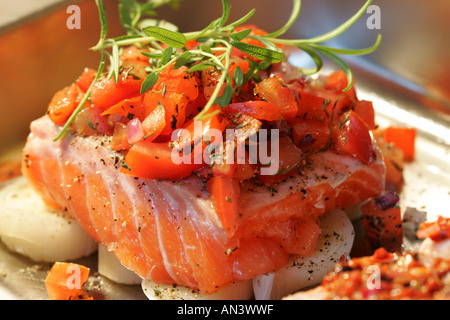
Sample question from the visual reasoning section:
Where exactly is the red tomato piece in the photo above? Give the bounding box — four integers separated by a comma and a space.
295, 84, 351, 123
47, 84, 82, 126
175, 107, 228, 151
254, 75, 298, 122
111, 122, 130, 151
332, 110, 374, 165
101, 95, 146, 121
143, 91, 189, 136
141, 104, 166, 142
154, 64, 200, 101
90, 73, 143, 110
72, 105, 112, 136
206, 176, 241, 238
291, 118, 330, 153
75, 68, 97, 92
222, 100, 281, 121
353, 100, 376, 130
121, 140, 204, 180
324, 70, 358, 103
258, 136, 302, 185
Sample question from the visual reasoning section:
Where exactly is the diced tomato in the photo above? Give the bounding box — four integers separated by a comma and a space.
324, 70, 358, 103
332, 110, 374, 165
206, 175, 241, 238
111, 122, 130, 151
383, 127, 416, 162
45, 262, 92, 300
225, 113, 262, 144
201, 66, 222, 100
222, 100, 281, 121
353, 100, 376, 130
143, 91, 189, 136
141, 104, 166, 142
90, 73, 143, 110
75, 68, 97, 92
176, 107, 228, 151
47, 84, 82, 126
291, 118, 330, 153
361, 191, 403, 251
233, 150, 257, 182
101, 95, 146, 121
210, 140, 238, 178
295, 84, 351, 123
211, 161, 236, 178
72, 105, 112, 136
234, 162, 256, 182
121, 140, 204, 180
254, 75, 298, 122
154, 64, 200, 101
258, 136, 302, 185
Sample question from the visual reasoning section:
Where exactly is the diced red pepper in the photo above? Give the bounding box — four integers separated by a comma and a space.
45, 262, 92, 300
383, 127, 416, 162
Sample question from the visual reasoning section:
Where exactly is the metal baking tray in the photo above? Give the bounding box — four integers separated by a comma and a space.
0, 0, 449, 300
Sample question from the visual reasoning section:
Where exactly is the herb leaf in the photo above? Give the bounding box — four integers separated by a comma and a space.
141, 72, 159, 94
215, 84, 233, 108
143, 26, 187, 48
230, 40, 284, 63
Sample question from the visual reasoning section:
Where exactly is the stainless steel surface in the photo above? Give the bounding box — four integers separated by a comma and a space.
0, 0, 449, 300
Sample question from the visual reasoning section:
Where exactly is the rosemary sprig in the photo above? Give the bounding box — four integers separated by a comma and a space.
55, 0, 381, 140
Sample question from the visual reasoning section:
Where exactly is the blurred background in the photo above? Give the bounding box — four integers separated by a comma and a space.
0, 0, 449, 153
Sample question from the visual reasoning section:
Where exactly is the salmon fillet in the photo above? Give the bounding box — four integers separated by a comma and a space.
22, 115, 385, 294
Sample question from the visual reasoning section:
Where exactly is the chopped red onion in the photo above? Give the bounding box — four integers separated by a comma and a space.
297, 134, 317, 150
126, 118, 144, 144
374, 191, 400, 210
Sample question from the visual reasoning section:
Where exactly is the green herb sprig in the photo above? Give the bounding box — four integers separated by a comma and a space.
55, 0, 381, 141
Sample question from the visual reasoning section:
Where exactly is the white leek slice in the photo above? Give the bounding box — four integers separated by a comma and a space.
141, 279, 253, 300
98, 244, 142, 284
0, 176, 97, 262
253, 209, 355, 300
